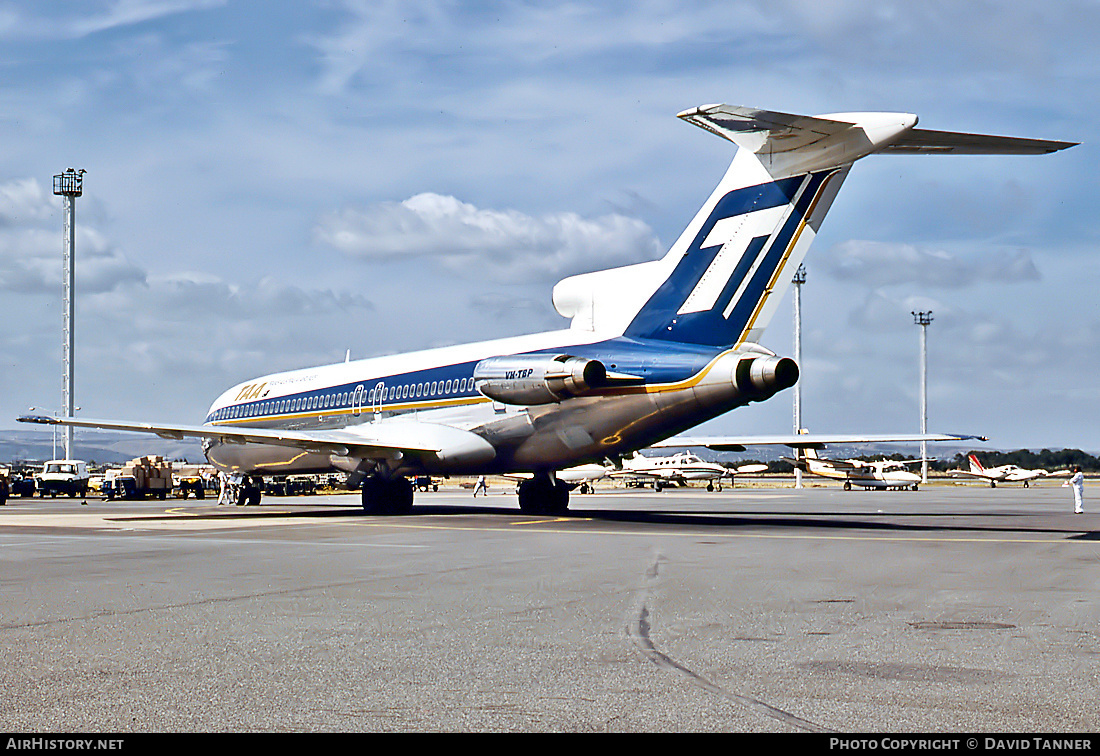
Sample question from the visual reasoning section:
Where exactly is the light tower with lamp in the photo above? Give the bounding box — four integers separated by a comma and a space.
53, 168, 85, 460
792, 264, 807, 489
912, 310, 934, 484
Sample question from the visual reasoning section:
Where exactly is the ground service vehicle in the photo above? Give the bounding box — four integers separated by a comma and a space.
36, 460, 90, 498
101, 456, 172, 500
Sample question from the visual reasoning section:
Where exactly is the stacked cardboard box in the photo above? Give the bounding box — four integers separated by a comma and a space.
120, 455, 172, 492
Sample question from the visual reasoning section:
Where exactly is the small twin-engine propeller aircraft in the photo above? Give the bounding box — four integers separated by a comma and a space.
515, 451, 764, 494
948, 454, 1073, 488
785, 448, 925, 491
20, 104, 1072, 514
607, 451, 767, 492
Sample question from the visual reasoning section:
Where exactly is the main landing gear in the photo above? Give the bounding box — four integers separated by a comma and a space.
236, 476, 262, 506
361, 474, 414, 515
516, 473, 570, 515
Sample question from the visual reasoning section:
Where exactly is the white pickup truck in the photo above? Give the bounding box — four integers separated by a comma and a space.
36, 459, 90, 498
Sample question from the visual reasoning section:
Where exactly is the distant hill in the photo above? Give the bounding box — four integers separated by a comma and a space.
0, 428, 204, 465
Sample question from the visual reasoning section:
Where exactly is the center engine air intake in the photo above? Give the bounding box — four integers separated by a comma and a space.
473, 354, 608, 405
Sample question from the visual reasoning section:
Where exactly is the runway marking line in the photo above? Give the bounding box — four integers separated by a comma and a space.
510, 517, 584, 526
162, 507, 294, 517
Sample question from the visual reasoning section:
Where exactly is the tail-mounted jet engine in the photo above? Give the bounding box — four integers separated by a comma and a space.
734, 354, 799, 399
473, 354, 608, 405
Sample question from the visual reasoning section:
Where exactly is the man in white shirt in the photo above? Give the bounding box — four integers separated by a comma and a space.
1063, 467, 1085, 514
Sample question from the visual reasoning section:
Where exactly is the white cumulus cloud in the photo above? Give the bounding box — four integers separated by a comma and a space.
314, 192, 663, 283
822, 240, 1041, 289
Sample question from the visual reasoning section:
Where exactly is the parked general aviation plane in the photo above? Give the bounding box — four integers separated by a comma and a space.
19, 104, 1073, 514
786, 448, 924, 491
949, 454, 1072, 488
521, 450, 764, 493
610, 451, 767, 492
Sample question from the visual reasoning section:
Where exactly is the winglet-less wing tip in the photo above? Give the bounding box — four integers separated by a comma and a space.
17, 414, 59, 425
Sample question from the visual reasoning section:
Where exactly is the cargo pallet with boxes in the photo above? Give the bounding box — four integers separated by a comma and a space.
103, 455, 174, 500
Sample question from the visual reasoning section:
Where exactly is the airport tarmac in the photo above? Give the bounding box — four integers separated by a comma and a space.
0, 482, 1097, 733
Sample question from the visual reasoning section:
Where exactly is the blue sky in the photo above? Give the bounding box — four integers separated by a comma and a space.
1, 1, 1097, 453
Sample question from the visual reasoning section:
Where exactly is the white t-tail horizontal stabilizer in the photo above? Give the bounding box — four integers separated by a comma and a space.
677, 104, 1075, 178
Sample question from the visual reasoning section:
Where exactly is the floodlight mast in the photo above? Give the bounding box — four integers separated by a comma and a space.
53, 168, 84, 460
912, 310, 934, 484
792, 265, 806, 489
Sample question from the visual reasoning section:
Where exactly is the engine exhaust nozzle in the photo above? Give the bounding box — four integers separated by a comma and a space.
735, 355, 799, 397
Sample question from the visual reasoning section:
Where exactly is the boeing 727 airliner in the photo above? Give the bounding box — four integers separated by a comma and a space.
20, 104, 1074, 514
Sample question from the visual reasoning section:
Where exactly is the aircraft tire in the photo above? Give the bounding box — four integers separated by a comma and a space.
361, 476, 414, 515
517, 475, 569, 515
843, 481, 852, 491
237, 478, 262, 506
389, 477, 414, 515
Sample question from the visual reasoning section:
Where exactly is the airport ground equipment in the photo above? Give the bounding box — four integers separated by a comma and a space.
5, 464, 38, 497
414, 475, 439, 492
102, 455, 172, 500
35, 459, 90, 498
262, 474, 317, 496
173, 463, 218, 499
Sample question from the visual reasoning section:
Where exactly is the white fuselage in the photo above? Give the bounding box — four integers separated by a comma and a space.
201, 330, 787, 479
619, 452, 729, 481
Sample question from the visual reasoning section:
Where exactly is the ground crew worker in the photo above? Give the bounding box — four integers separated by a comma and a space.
473, 475, 488, 497
1063, 467, 1085, 514
217, 472, 231, 505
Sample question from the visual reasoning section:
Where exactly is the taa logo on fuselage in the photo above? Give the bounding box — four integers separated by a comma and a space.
234, 382, 268, 401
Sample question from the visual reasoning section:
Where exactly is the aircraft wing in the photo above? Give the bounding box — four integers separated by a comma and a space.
1041, 469, 1074, 478
781, 456, 867, 472
16, 414, 491, 463
651, 433, 985, 452
606, 468, 667, 480
876, 458, 928, 469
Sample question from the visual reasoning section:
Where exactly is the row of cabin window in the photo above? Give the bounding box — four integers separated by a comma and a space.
220, 376, 476, 420
370, 376, 474, 403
